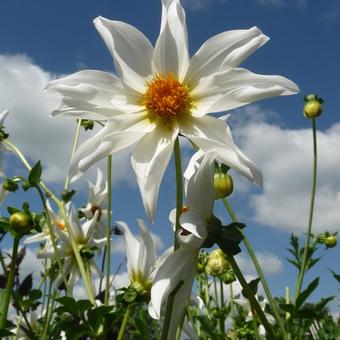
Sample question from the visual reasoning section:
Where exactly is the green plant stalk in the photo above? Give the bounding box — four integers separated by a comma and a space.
117, 304, 131, 340
230, 283, 236, 340
213, 276, 218, 304
41, 280, 53, 339
251, 307, 261, 340
226, 254, 276, 339
285, 286, 292, 340
222, 198, 286, 337
219, 278, 225, 335
0, 236, 20, 329
174, 137, 183, 250
36, 185, 71, 296
105, 155, 112, 306
294, 118, 318, 300
204, 272, 210, 307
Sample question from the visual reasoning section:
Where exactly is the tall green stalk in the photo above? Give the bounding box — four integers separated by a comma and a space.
117, 305, 131, 340
294, 118, 318, 300
174, 137, 183, 250
222, 198, 286, 337
226, 255, 276, 339
0, 236, 20, 329
104, 155, 112, 306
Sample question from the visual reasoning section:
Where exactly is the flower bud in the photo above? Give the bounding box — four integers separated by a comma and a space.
324, 235, 337, 248
79, 245, 96, 259
214, 173, 233, 200
9, 212, 33, 234
304, 94, 323, 119
206, 248, 230, 276
2, 179, 19, 192
197, 251, 208, 274
221, 269, 236, 284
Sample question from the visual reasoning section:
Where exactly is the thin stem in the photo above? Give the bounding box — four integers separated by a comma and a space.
285, 286, 292, 340
41, 281, 53, 339
174, 137, 183, 250
222, 198, 286, 337
117, 305, 131, 340
230, 283, 236, 340
161, 280, 184, 340
213, 276, 218, 305
226, 255, 276, 339
204, 272, 210, 307
98, 246, 107, 295
251, 307, 261, 340
219, 278, 225, 335
294, 118, 318, 300
64, 119, 82, 191
36, 186, 71, 296
105, 155, 112, 305
0, 236, 20, 329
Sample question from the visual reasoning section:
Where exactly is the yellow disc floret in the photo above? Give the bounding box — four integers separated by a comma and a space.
144, 74, 192, 122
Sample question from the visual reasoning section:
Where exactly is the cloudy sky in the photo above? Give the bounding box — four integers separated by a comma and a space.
0, 0, 339, 308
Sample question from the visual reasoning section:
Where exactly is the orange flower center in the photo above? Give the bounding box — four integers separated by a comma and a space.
55, 220, 65, 230
144, 74, 192, 121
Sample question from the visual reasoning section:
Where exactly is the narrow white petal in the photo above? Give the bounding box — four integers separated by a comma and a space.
185, 27, 267, 85
148, 247, 197, 320
176, 227, 206, 249
0, 110, 9, 126
193, 68, 299, 115
180, 115, 262, 185
69, 114, 153, 182
94, 17, 153, 93
153, 0, 189, 80
179, 210, 208, 240
115, 221, 140, 276
131, 126, 178, 222
137, 219, 156, 278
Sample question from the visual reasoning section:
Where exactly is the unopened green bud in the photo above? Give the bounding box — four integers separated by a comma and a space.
206, 248, 230, 276
214, 173, 233, 200
221, 269, 236, 284
9, 212, 33, 234
79, 245, 95, 259
304, 94, 323, 119
3, 179, 19, 192
197, 251, 208, 274
81, 119, 94, 131
324, 235, 337, 248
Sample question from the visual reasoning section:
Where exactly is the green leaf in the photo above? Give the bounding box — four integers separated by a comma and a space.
7, 206, 21, 215
279, 303, 295, 315
28, 161, 42, 186
87, 306, 113, 333
295, 277, 319, 310
18, 273, 33, 296
242, 278, 260, 299
55, 296, 79, 316
61, 189, 76, 203
0, 329, 15, 336
77, 299, 92, 317
330, 269, 340, 283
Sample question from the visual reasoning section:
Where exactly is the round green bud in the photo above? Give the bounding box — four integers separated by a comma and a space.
206, 248, 230, 276
2, 179, 18, 192
324, 235, 337, 248
78, 245, 95, 259
221, 269, 236, 284
9, 212, 33, 234
214, 173, 233, 200
304, 94, 323, 119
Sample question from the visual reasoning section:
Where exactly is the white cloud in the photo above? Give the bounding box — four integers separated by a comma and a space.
0, 54, 133, 185
235, 251, 283, 275
255, 0, 307, 8
231, 105, 340, 234
183, 0, 227, 10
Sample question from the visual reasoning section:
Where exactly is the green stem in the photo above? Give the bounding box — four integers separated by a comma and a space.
222, 198, 286, 337
285, 287, 292, 340
219, 278, 225, 335
41, 281, 53, 339
174, 137, 183, 250
226, 255, 276, 339
251, 307, 261, 340
161, 280, 184, 340
294, 118, 318, 300
213, 276, 218, 305
64, 119, 82, 191
117, 305, 131, 340
204, 272, 210, 307
105, 155, 112, 306
0, 236, 20, 329
36, 186, 71, 296
230, 283, 236, 340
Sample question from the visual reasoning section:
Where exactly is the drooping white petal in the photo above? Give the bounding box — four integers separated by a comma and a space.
131, 126, 178, 222
0, 110, 9, 126
176, 227, 206, 249
185, 27, 267, 86
94, 17, 154, 93
116, 221, 140, 277
179, 210, 208, 240
136, 219, 156, 278
69, 113, 154, 182
180, 115, 262, 185
193, 68, 299, 115
153, 0, 189, 80
148, 247, 197, 320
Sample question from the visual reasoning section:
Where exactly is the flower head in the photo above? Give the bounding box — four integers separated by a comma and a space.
47, 0, 298, 221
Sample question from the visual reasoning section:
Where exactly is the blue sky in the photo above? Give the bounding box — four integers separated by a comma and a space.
0, 0, 339, 310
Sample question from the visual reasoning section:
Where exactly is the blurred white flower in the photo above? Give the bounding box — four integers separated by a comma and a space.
80, 168, 108, 238
47, 0, 298, 221
39, 208, 105, 290
0, 109, 9, 177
